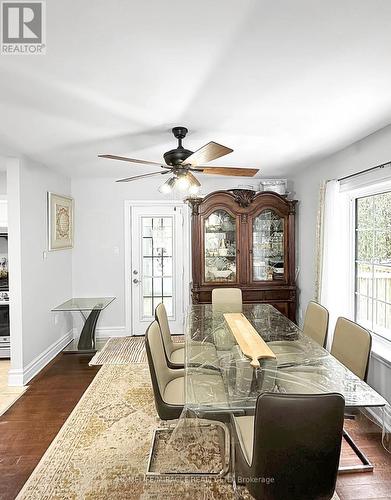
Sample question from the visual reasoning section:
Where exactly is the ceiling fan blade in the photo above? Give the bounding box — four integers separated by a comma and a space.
116, 171, 170, 183
183, 141, 233, 166
99, 154, 166, 167
194, 167, 259, 177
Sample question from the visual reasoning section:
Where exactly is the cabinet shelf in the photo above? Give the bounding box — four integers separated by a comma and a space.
205, 254, 237, 259
205, 228, 235, 232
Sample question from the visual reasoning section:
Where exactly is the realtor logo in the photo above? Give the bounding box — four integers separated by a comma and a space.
1, 1, 46, 55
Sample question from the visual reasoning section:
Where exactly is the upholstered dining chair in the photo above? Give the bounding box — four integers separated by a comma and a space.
331, 317, 372, 381
145, 320, 230, 475
330, 317, 373, 473
145, 320, 185, 420
155, 302, 218, 369
145, 320, 227, 420
231, 392, 345, 500
155, 302, 185, 368
303, 301, 329, 348
212, 287, 242, 308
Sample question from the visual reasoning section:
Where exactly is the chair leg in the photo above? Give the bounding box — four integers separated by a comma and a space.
338, 429, 374, 474
230, 433, 243, 500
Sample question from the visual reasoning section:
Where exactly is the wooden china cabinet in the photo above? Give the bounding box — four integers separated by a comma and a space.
187, 189, 298, 321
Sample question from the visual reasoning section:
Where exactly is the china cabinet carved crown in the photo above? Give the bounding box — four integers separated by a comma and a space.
187, 189, 298, 321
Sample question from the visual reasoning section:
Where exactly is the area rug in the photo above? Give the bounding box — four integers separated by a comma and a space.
89, 335, 184, 366
16, 363, 340, 500
89, 337, 148, 365
15, 363, 233, 499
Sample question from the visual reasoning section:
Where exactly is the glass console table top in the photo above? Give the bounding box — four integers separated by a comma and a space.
52, 297, 116, 353
52, 297, 115, 312
185, 304, 388, 410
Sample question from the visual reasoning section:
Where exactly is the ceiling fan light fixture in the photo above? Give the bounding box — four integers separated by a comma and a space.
175, 174, 191, 191
159, 176, 176, 194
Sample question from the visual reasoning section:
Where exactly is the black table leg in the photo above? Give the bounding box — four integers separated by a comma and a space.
77, 308, 102, 351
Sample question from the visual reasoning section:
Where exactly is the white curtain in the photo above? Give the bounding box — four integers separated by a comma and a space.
319, 180, 353, 347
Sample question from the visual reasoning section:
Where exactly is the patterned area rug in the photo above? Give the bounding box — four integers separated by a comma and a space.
15, 364, 234, 499
89, 336, 184, 366
89, 337, 147, 365
17, 363, 340, 499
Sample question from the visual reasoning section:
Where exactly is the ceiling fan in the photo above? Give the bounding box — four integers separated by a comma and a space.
98, 126, 259, 194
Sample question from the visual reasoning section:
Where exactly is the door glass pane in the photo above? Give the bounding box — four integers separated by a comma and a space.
142, 217, 174, 318
204, 210, 237, 282
252, 210, 284, 281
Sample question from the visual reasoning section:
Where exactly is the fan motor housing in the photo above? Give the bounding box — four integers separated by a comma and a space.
163, 147, 193, 166
163, 126, 193, 166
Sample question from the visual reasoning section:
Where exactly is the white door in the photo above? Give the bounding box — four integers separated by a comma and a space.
129, 204, 186, 336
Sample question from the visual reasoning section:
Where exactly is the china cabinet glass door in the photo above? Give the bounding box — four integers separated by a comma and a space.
204, 209, 237, 283
252, 210, 285, 281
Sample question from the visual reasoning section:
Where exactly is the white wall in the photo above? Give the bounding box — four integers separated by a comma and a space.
293, 123, 391, 403
0, 171, 7, 232
0, 171, 6, 194
71, 175, 258, 334
7, 157, 73, 385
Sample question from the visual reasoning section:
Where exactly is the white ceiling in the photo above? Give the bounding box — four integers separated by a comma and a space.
1, 0, 391, 179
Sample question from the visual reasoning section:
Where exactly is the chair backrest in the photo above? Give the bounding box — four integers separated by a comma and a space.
155, 302, 174, 357
303, 301, 329, 348
251, 393, 345, 500
331, 317, 372, 380
212, 288, 242, 307
145, 320, 171, 398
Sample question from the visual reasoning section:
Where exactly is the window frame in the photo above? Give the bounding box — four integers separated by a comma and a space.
349, 180, 391, 343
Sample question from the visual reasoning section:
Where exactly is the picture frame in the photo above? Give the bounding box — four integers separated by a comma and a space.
47, 192, 74, 251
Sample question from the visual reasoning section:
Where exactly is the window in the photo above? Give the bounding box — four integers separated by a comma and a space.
355, 191, 391, 341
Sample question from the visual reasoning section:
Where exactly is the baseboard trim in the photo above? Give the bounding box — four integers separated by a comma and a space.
96, 326, 127, 339
8, 329, 73, 387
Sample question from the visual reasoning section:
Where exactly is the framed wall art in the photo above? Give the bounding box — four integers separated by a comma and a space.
47, 192, 74, 251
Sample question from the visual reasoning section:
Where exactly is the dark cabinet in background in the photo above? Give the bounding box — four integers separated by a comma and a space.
187, 189, 298, 321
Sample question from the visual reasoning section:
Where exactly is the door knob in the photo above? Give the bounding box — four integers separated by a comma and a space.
133, 278, 139, 284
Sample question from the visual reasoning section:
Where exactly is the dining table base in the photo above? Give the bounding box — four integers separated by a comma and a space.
338, 428, 374, 474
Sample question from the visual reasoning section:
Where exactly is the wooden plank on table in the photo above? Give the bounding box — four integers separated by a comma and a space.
224, 313, 276, 368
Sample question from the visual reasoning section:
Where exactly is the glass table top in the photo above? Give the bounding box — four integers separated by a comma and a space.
185, 304, 388, 410
52, 297, 115, 312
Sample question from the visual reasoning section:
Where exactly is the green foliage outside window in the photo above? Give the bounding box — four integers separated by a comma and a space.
355, 192, 391, 338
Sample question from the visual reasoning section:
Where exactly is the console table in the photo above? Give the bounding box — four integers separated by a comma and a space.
52, 297, 115, 353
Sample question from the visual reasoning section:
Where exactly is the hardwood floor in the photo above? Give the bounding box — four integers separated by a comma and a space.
0, 354, 99, 500
0, 353, 390, 500
337, 417, 391, 499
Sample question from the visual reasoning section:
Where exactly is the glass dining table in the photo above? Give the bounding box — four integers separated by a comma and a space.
182, 303, 391, 467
